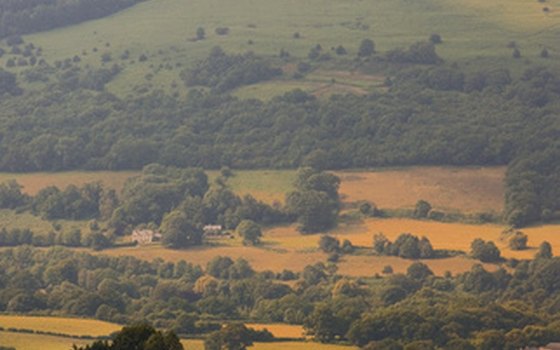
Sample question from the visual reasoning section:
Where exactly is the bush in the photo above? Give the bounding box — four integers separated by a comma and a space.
508, 231, 528, 250
471, 239, 501, 262
319, 235, 340, 253
358, 39, 375, 57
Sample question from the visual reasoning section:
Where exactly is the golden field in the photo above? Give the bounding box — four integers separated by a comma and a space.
336, 166, 505, 213
0, 315, 121, 337
0, 331, 89, 350
245, 324, 304, 339
180, 339, 357, 350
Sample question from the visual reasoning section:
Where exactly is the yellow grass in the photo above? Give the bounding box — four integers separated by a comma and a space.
245, 324, 304, 339
0, 315, 121, 337
336, 166, 506, 213
0, 331, 89, 350
181, 339, 357, 350
0, 171, 138, 195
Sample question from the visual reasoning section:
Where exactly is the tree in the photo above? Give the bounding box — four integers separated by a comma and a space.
414, 200, 432, 218
513, 48, 521, 59
429, 34, 442, 44
204, 323, 253, 350
471, 239, 501, 262
161, 210, 203, 248
196, 27, 206, 40
508, 231, 528, 250
541, 48, 549, 58
236, 219, 262, 246
536, 241, 553, 259
319, 235, 340, 253
358, 39, 375, 57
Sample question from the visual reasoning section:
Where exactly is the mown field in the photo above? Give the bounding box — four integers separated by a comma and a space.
0, 315, 121, 337
180, 339, 357, 350
12, 0, 560, 98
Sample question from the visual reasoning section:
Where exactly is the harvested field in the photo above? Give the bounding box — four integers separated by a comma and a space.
0, 171, 138, 195
336, 166, 506, 213
245, 323, 305, 339
180, 339, 357, 350
0, 331, 88, 350
0, 315, 121, 337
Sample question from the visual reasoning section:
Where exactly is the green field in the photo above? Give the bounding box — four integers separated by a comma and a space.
10, 0, 559, 98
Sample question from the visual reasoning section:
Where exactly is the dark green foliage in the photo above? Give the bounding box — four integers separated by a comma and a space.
414, 200, 432, 219
319, 235, 340, 253
236, 219, 262, 246
33, 183, 104, 220
536, 241, 553, 259
470, 239, 501, 262
0, 180, 28, 209
0, 0, 143, 38
358, 39, 375, 57
204, 323, 253, 350
386, 41, 442, 64
375, 233, 435, 259
74, 323, 183, 350
182, 47, 282, 92
161, 210, 203, 248
508, 231, 528, 250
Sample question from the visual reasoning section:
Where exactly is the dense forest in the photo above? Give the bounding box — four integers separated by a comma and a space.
0, 0, 145, 38
0, 245, 560, 349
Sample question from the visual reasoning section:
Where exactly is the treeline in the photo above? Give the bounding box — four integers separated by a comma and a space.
0, 0, 145, 38
1, 246, 560, 349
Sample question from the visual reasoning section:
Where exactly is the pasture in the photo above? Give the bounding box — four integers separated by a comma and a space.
14, 0, 560, 98
0, 315, 121, 337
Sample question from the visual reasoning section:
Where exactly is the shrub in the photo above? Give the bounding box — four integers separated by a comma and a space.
508, 231, 528, 250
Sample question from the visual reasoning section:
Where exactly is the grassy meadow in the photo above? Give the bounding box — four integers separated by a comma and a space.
6, 0, 557, 98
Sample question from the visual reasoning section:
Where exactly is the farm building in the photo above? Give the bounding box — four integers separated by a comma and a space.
131, 229, 162, 245
203, 225, 224, 236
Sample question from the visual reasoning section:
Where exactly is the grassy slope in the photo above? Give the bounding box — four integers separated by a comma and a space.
13, 0, 560, 98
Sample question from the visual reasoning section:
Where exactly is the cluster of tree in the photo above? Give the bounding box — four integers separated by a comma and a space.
285, 167, 341, 233
74, 323, 183, 350
0, 227, 111, 250
373, 233, 435, 259
0, 0, 144, 38
0, 245, 559, 349
204, 323, 273, 350
109, 164, 288, 248
181, 47, 282, 92
470, 239, 501, 263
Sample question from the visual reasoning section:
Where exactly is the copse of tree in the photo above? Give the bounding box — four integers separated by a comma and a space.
470, 239, 501, 262
508, 231, 528, 250
386, 41, 442, 64
373, 233, 434, 259
205, 323, 272, 350
236, 219, 262, 246
0, 180, 28, 209
161, 210, 203, 248
536, 241, 553, 259
182, 47, 282, 92
413, 200, 432, 219
358, 39, 375, 57
319, 235, 340, 253
286, 168, 340, 233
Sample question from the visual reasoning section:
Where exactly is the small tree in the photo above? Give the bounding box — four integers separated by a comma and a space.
196, 27, 205, 40
236, 220, 262, 246
335, 45, 347, 55
429, 33, 442, 44
204, 323, 253, 350
541, 48, 549, 58
512, 48, 521, 59
536, 241, 553, 259
508, 231, 528, 250
471, 239, 501, 263
414, 200, 432, 218
358, 39, 375, 57
319, 235, 340, 253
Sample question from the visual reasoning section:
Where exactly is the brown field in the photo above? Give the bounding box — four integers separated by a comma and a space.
245, 323, 305, 339
0, 171, 138, 195
0, 331, 89, 350
0, 315, 121, 337
336, 166, 506, 213
97, 218, 513, 276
